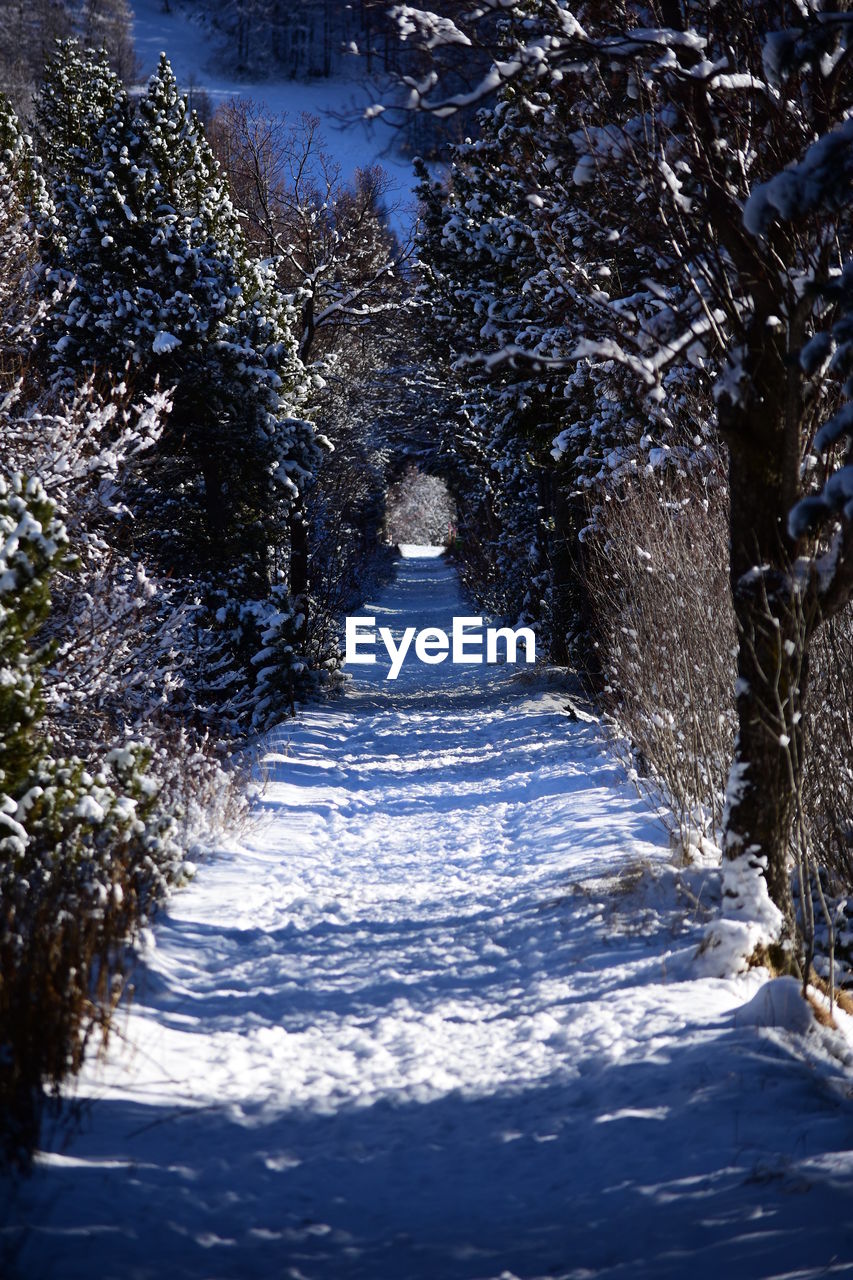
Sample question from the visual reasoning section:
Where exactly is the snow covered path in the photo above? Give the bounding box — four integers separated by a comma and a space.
6, 551, 853, 1279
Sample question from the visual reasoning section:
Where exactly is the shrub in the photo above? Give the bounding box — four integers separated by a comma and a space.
586, 469, 853, 919
0, 473, 182, 1160
586, 470, 736, 854
804, 614, 853, 894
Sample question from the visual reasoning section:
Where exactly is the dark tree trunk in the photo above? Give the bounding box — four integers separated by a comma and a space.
549, 471, 601, 684
719, 321, 816, 938
202, 455, 227, 548
724, 559, 807, 936
289, 498, 310, 637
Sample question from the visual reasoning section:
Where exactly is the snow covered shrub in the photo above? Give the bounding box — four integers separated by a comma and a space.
2, 378, 265, 768
587, 466, 853, 983
0, 38, 340, 1167
586, 471, 736, 853
250, 586, 310, 729
0, 472, 182, 1160
0, 739, 183, 1162
0, 372, 254, 1158
3, 382, 174, 730
197, 585, 299, 730
803, 614, 853, 895
0, 474, 71, 804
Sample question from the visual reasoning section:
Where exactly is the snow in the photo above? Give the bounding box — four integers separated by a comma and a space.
393, 7, 472, 51
697, 850, 785, 978
743, 115, 853, 239
152, 329, 181, 354
5, 553, 853, 1277
733, 977, 818, 1035
73, 794, 106, 823
399, 541, 445, 557
129, 0, 417, 231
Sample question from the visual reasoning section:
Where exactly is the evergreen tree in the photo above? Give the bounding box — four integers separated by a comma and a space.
32, 39, 123, 211
35, 48, 322, 616
0, 94, 39, 383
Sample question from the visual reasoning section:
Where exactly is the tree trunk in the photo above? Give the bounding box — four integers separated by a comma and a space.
289, 498, 310, 639
724, 558, 806, 936
719, 324, 814, 938
201, 455, 227, 548
550, 469, 603, 684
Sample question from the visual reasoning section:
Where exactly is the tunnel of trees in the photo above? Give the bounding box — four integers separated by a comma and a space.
2, 0, 853, 1161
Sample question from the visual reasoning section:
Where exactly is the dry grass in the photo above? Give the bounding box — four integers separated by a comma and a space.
805, 991, 837, 1029
585, 471, 735, 850
804, 613, 853, 894
807, 968, 853, 1016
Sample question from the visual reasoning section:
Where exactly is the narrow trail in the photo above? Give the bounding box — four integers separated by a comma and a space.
7, 552, 853, 1279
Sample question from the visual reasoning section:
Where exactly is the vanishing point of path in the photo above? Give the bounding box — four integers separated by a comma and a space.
5, 550, 853, 1279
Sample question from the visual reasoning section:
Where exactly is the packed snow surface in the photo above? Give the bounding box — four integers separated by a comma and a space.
5, 554, 853, 1279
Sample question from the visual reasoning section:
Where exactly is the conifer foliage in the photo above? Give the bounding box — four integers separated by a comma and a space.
0, 92, 38, 379
0, 473, 182, 1158
37, 46, 322, 602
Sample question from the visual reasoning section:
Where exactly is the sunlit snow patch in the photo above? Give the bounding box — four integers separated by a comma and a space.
129, 0, 418, 235
152, 330, 181, 354
394, 542, 440, 558
399, 543, 446, 558
733, 977, 814, 1034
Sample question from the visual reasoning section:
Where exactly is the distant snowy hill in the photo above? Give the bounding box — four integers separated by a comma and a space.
130, 0, 417, 226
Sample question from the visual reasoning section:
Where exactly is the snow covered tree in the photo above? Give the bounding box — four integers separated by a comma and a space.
209, 102, 406, 365
416, 143, 537, 616
210, 99, 414, 662
392, 0, 853, 943
410, 85, 653, 656
37, 49, 321, 570
32, 49, 324, 720
31, 38, 123, 198
385, 464, 455, 545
